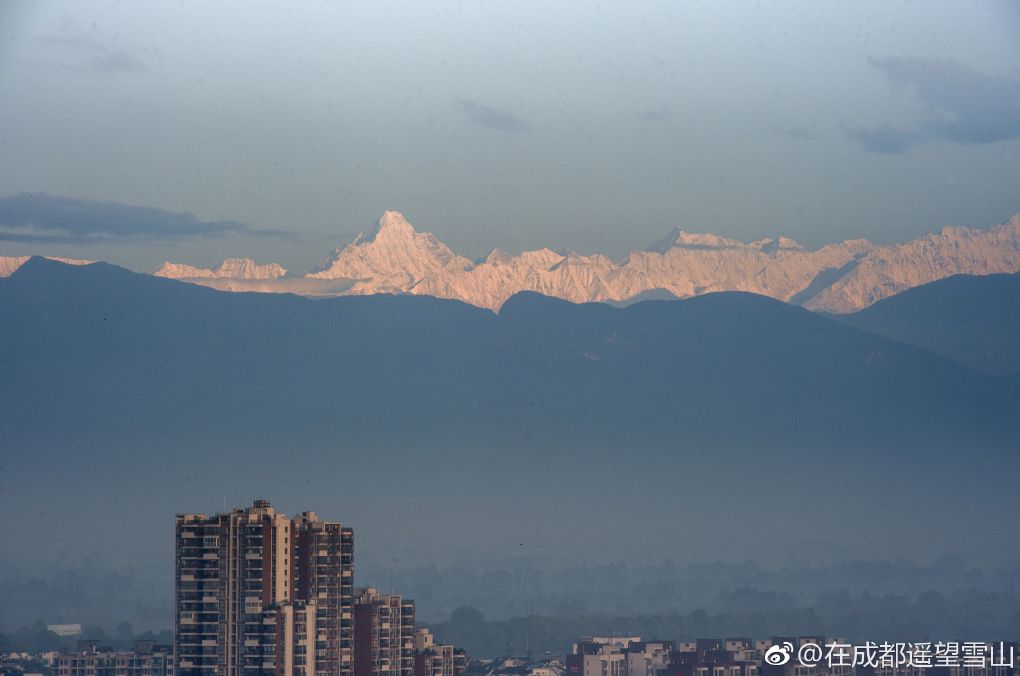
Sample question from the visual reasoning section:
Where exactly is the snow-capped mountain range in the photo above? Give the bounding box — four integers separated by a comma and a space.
5, 211, 1020, 312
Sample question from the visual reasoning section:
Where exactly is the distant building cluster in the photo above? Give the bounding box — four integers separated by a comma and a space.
56, 641, 173, 676
10, 631, 1017, 676
174, 500, 466, 676
563, 636, 1020, 676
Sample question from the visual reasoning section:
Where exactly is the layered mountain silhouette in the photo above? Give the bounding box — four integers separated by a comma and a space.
839, 271, 1020, 376
3, 257, 1019, 566
3, 256, 1016, 447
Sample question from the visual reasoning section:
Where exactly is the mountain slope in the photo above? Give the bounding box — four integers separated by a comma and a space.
839, 272, 1020, 375
804, 215, 1020, 313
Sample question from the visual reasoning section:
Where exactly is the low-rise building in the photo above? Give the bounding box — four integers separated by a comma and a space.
568, 637, 673, 676
413, 629, 466, 676
667, 638, 758, 676
56, 641, 172, 676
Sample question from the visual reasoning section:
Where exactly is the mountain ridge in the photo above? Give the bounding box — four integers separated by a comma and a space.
837, 271, 1020, 375
5, 212, 1020, 312
153, 257, 288, 280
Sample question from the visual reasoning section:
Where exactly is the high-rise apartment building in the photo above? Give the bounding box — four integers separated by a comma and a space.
352, 588, 416, 676
271, 601, 317, 676
175, 500, 353, 676
292, 512, 355, 676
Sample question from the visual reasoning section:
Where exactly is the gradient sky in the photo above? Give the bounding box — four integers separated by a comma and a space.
0, 0, 1018, 272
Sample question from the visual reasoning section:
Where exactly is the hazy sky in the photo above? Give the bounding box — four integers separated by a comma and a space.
1, 0, 1019, 271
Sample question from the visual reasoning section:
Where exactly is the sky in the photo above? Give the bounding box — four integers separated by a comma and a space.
0, 0, 1019, 272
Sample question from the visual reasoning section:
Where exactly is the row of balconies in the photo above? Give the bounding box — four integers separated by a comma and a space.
175, 652, 220, 662
175, 614, 222, 623
176, 554, 220, 563
177, 526, 220, 538
178, 640, 226, 652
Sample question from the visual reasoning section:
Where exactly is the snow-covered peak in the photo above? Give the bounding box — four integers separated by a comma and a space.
672, 230, 744, 249
153, 258, 287, 280
649, 228, 813, 254
153, 261, 210, 278
214, 258, 288, 279
484, 248, 512, 266
485, 247, 564, 269
308, 211, 471, 280
353, 210, 416, 245
647, 227, 746, 252
751, 236, 806, 253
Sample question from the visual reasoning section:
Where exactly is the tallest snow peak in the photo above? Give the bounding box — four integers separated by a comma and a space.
355, 210, 416, 245
309, 210, 472, 280
380, 210, 410, 228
